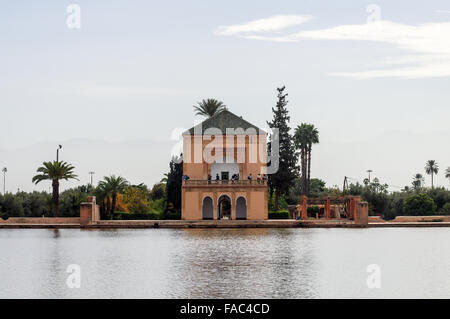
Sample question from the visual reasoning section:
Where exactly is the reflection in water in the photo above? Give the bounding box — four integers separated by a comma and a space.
169, 229, 319, 298
0, 228, 450, 298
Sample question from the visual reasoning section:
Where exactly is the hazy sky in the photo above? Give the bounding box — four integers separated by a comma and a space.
0, 0, 449, 192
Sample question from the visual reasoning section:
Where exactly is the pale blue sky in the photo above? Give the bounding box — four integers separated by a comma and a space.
0, 0, 449, 191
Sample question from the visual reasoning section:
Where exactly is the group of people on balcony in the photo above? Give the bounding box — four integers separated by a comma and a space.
204, 172, 268, 184
248, 173, 268, 184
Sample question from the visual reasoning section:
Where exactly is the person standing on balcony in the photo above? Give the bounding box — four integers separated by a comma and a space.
248, 173, 253, 184
208, 174, 212, 184
257, 173, 262, 184
216, 173, 220, 183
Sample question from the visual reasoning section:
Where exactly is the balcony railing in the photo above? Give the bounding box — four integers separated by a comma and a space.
183, 179, 267, 186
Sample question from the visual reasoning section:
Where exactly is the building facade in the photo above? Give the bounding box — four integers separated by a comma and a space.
181, 110, 268, 220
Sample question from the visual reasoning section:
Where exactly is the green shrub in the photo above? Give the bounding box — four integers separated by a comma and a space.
268, 209, 290, 219
268, 193, 288, 210
441, 203, 450, 216
426, 187, 450, 212
307, 205, 320, 216
404, 193, 436, 216
164, 211, 181, 220
151, 198, 167, 215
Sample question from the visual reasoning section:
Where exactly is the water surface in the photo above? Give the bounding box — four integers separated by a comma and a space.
0, 228, 449, 298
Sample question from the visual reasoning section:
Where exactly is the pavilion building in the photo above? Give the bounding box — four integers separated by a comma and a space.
181, 110, 268, 220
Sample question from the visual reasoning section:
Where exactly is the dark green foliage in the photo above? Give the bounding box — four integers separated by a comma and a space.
307, 205, 320, 216
0, 193, 25, 218
383, 192, 408, 220
441, 203, 450, 215
267, 86, 299, 210
404, 193, 436, 216
165, 155, 183, 213
15, 191, 52, 217
268, 210, 290, 219
59, 187, 90, 217
193, 98, 227, 118
347, 179, 389, 216
0, 189, 87, 218
164, 211, 181, 220
426, 187, 450, 212
286, 178, 326, 204
268, 191, 288, 210
150, 183, 165, 200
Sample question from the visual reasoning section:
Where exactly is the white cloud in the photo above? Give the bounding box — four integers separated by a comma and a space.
215, 17, 450, 79
214, 15, 312, 36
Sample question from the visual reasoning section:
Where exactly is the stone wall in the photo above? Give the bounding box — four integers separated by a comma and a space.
393, 216, 450, 222
0, 217, 80, 224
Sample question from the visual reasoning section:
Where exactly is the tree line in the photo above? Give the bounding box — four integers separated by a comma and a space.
1, 89, 449, 220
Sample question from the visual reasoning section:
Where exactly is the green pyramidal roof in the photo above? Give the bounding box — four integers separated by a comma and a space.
184, 110, 266, 135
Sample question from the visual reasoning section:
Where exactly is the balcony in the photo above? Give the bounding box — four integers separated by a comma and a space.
183, 180, 267, 187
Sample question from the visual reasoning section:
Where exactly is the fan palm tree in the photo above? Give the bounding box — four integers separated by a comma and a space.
98, 175, 129, 215
193, 98, 227, 117
425, 160, 439, 188
294, 123, 319, 196
304, 124, 319, 195
445, 167, 450, 183
294, 124, 309, 195
32, 161, 78, 217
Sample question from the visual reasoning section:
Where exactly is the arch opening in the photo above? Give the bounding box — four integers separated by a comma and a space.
202, 196, 213, 220
218, 195, 232, 220
236, 197, 247, 220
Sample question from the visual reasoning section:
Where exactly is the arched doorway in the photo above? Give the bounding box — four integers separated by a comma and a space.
236, 197, 247, 220
218, 195, 231, 220
202, 197, 213, 220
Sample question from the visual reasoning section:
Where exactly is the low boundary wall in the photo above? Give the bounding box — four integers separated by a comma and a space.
0, 217, 80, 224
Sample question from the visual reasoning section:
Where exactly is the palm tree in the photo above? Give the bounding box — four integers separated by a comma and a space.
425, 160, 439, 188
32, 161, 78, 217
294, 124, 309, 195
98, 175, 129, 215
304, 124, 319, 195
445, 167, 450, 180
193, 98, 227, 117
412, 173, 424, 190
160, 173, 169, 184
294, 123, 319, 196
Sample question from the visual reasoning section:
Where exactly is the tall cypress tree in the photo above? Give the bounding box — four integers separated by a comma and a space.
267, 86, 299, 210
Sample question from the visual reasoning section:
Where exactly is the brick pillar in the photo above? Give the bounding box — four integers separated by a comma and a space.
325, 197, 331, 219
80, 196, 99, 227
231, 193, 236, 220
213, 192, 218, 220
349, 197, 361, 220
355, 202, 369, 225
301, 196, 308, 220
